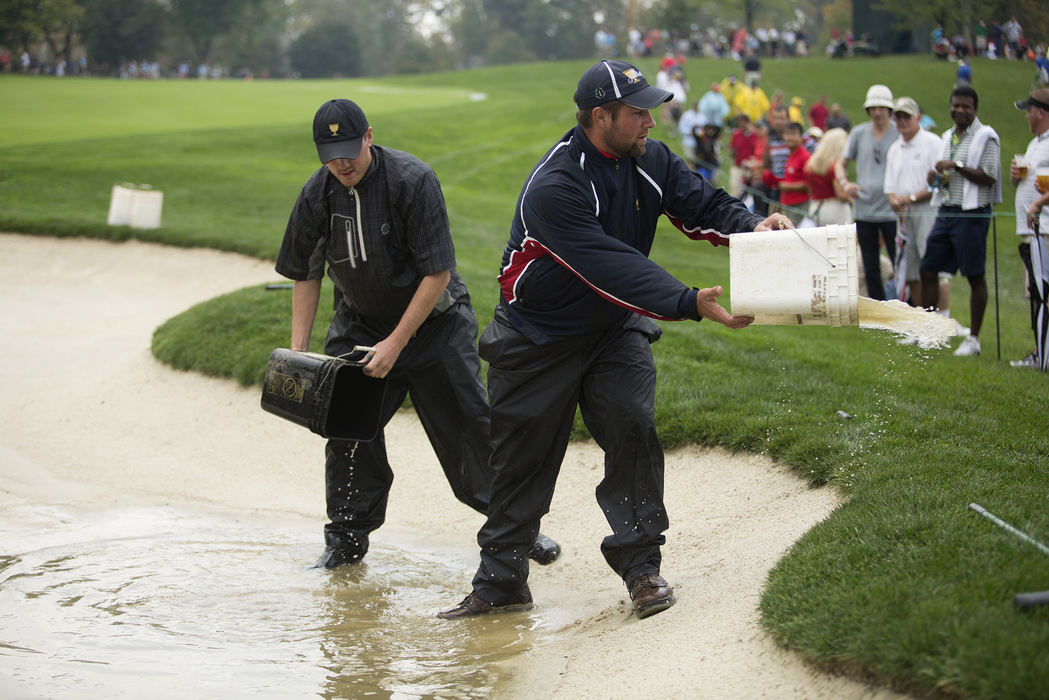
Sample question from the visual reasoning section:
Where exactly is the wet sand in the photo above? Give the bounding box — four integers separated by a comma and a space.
0, 233, 904, 698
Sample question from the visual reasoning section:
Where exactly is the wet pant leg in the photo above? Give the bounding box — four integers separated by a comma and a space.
320, 305, 408, 557
578, 327, 666, 583
472, 314, 583, 604
400, 303, 491, 515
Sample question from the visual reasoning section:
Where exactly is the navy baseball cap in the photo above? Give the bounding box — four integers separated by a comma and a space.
313, 99, 369, 164
573, 60, 673, 111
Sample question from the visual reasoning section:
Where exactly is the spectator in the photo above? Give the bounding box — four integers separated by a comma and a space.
1008, 86, 1049, 370
729, 113, 761, 198
755, 104, 790, 216
661, 66, 689, 129
826, 102, 851, 132
719, 74, 743, 125
677, 100, 704, 170
837, 84, 900, 300
803, 127, 853, 225
1035, 46, 1048, 83
698, 82, 730, 128
804, 126, 823, 153
734, 77, 770, 124
777, 122, 811, 225
989, 21, 1004, 58
920, 84, 1002, 357
742, 49, 761, 85
975, 21, 988, 55
956, 59, 972, 86
883, 97, 944, 309
808, 95, 829, 130
694, 123, 722, 183
1002, 16, 1023, 59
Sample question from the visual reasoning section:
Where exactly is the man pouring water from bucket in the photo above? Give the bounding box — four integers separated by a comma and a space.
438, 61, 793, 621
274, 99, 561, 568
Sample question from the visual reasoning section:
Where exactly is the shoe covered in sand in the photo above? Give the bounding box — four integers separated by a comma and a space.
628, 573, 676, 619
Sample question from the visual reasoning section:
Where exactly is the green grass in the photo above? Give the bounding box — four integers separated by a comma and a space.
5, 56, 1048, 698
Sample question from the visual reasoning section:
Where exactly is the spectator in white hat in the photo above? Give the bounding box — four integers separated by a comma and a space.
836, 84, 900, 299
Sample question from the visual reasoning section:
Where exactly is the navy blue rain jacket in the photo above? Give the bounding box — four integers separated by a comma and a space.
497, 124, 764, 344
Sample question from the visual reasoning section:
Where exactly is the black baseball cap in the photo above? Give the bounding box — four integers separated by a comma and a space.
1014, 87, 1049, 111
573, 60, 673, 111
313, 99, 369, 164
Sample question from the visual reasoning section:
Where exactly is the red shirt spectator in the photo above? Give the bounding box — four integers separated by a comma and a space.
730, 122, 760, 167
808, 97, 829, 130
805, 166, 836, 201
778, 124, 810, 208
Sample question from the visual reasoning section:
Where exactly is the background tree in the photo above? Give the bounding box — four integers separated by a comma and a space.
210, 0, 289, 77
284, 0, 417, 77
445, 0, 491, 67
35, 0, 84, 66
0, 0, 41, 59
79, 0, 165, 69
288, 21, 362, 78
167, 0, 253, 66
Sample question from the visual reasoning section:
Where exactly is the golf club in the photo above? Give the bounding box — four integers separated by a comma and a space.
969, 502, 1049, 610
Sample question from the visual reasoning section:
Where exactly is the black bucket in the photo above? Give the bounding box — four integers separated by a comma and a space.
260, 348, 388, 441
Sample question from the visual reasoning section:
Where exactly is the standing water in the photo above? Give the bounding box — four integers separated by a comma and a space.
0, 504, 537, 699
857, 297, 957, 348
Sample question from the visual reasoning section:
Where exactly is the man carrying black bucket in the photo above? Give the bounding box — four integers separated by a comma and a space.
437, 61, 792, 621
275, 99, 560, 569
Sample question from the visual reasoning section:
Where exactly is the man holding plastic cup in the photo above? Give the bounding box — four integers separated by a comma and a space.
920, 85, 1001, 357
1010, 86, 1049, 371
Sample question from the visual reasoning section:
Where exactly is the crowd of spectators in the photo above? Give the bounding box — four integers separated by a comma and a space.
933, 16, 1047, 70
599, 23, 812, 64
0, 46, 255, 80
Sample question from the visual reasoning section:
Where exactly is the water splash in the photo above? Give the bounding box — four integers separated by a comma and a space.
857, 297, 956, 349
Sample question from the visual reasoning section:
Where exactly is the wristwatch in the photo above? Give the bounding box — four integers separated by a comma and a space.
909, 193, 917, 203
954, 160, 964, 171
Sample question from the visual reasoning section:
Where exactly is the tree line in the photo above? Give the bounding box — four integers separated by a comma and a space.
1, 0, 1044, 79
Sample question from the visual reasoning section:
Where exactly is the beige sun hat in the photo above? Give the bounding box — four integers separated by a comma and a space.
863, 84, 894, 109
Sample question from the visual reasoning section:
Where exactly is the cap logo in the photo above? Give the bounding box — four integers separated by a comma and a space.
593, 87, 605, 100
622, 68, 642, 84
329, 123, 340, 136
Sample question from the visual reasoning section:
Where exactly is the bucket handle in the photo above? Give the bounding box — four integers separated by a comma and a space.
337, 345, 377, 366
790, 226, 837, 269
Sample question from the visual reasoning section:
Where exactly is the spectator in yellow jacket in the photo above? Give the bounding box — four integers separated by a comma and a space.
719, 74, 744, 123
734, 79, 771, 124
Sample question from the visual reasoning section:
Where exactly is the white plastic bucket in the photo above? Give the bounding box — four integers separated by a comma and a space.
106, 184, 136, 226
129, 187, 163, 229
729, 224, 859, 326
106, 184, 164, 229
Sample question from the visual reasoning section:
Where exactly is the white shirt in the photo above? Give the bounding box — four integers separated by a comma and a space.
1015, 129, 1049, 235
667, 77, 688, 104
678, 108, 704, 149
884, 128, 942, 212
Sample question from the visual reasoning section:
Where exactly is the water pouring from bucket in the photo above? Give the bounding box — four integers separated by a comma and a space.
729, 224, 956, 348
